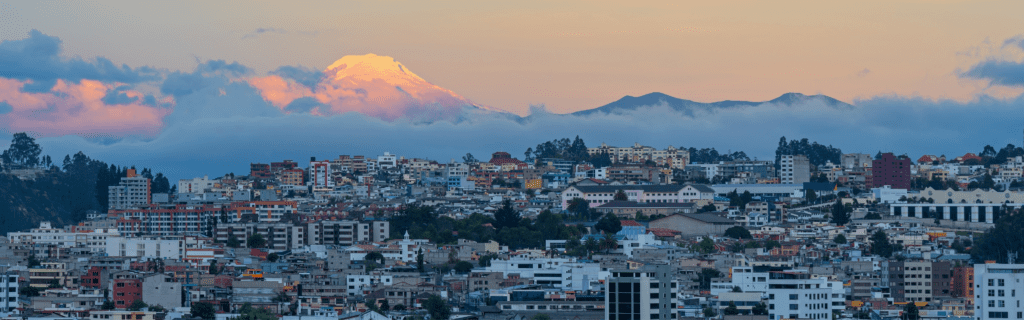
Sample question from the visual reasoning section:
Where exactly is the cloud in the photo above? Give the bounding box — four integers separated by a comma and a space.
270, 65, 322, 88
964, 60, 1024, 87
857, 68, 871, 77
0, 30, 160, 92
0, 78, 170, 137
0, 101, 11, 114
242, 27, 288, 39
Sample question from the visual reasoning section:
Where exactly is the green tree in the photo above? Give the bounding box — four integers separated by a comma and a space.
724, 301, 739, 315
567, 198, 590, 219
379, 299, 390, 312
365, 252, 385, 265
531, 315, 552, 320
191, 302, 216, 319
724, 226, 752, 239
972, 210, 1024, 262
614, 190, 628, 201
864, 212, 882, 219
416, 249, 425, 273
697, 268, 722, 290
806, 189, 818, 203
493, 199, 521, 230
128, 299, 148, 311
751, 302, 768, 315
694, 237, 716, 254
393, 304, 406, 311
266, 253, 279, 262
423, 295, 451, 320
831, 200, 850, 225
698, 204, 718, 213
247, 233, 266, 248
478, 254, 498, 267
227, 235, 241, 248
834, 234, 847, 244
454, 261, 474, 274
462, 153, 478, 165
238, 303, 277, 320
703, 306, 718, 318
3, 132, 42, 167
101, 300, 116, 310
27, 255, 40, 268
208, 260, 219, 274
871, 230, 897, 258
595, 213, 622, 234
903, 301, 920, 320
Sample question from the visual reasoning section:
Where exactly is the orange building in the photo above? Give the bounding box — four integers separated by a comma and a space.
950, 265, 974, 305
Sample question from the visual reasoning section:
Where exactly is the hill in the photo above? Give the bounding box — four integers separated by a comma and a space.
571, 92, 852, 117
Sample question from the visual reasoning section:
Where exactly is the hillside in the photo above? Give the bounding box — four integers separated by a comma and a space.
571, 92, 852, 116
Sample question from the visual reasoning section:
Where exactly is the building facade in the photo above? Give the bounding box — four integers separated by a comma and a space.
780, 155, 810, 184
974, 263, 1024, 320
871, 153, 911, 189
605, 265, 678, 320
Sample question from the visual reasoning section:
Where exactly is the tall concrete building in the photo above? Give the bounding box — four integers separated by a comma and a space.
885, 260, 951, 303
309, 158, 333, 189
780, 155, 810, 184
108, 169, 150, 210
975, 263, 1024, 320
605, 265, 678, 320
766, 271, 833, 320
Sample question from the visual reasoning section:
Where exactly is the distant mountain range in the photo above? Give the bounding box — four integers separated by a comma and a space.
570, 92, 853, 117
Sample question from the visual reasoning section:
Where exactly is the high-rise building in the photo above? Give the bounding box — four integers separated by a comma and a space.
780, 155, 810, 184
975, 263, 1024, 320
108, 169, 150, 211
0, 271, 18, 312
309, 158, 333, 189
871, 153, 911, 189
766, 271, 832, 320
605, 265, 678, 320
885, 260, 951, 303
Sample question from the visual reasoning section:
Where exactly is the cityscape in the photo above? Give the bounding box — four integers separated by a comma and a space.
2, 2, 1024, 320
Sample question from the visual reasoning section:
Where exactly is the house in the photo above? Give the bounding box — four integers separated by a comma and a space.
648, 213, 738, 237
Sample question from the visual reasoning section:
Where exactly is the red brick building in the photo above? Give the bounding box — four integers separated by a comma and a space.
80, 267, 105, 289
951, 265, 974, 304
113, 278, 143, 308
871, 153, 912, 189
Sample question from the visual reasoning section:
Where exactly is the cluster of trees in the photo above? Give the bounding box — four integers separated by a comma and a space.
389, 202, 586, 250
0, 133, 173, 234
830, 201, 851, 226
869, 230, 902, 258
525, 136, 591, 164
971, 209, 1024, 262
774, 137, 843, 169
563, 233, 619, 257
686, 147, 749, 164
978, 144, 1024, 165
726, 190, 754, 210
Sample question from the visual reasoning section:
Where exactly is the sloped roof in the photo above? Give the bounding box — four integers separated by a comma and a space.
595, 201, 695, 209
571, 185, 687, 193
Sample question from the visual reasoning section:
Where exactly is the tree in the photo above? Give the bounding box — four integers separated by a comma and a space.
238, 303, 277, 320
379, 299, 390, 312
423, 294, 451, 320
462, 153, 478, 165
806, 189, 818, 203
128, 299, 148, 311
595, 213, 622, 234
247, 233, 266, 248
208, 260, 219, 274
567, 198, 590, 219
831, 200, 850, 226
101, 300, 116, 310
600, 233, 618, 253
903, 301, 920, 320
454, 261, 474, 273
531, 315, 552, 320
751, 302, 768, 315
724, 301, 739, 315
4, 132, 42, 167
478, 254, 498, 267
870, 230, 897, 258
972, 210, 1024, 262
27, 255, 40, 268
864, 212, 882, 220
266, 253, 279, 262
834, 234, 847, 244
698, 204, 718, 213
393, 304, 406, 311
694, 237, 716, 254
416, 249, 425, 273
365, 252, 385, 265
724, 226, 752, 239
227, 235, 241, 248
614, 190, 628, 201
731, 286, 742, 292
697, 268, 722, 291
192, 302, 216, 319
703, 306, 718, 318
493, 199, 521, 230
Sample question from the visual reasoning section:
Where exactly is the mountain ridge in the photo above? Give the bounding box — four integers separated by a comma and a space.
569, 92, 853, 117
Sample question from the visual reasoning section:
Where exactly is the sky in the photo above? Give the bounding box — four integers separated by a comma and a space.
1, 1, 1024, 180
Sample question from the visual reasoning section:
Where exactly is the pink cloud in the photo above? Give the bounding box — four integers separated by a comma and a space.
0, 78, 172, 137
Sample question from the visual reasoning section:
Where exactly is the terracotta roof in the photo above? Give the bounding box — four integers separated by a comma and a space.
620, 220, 643, 227
647, 228, 681, 237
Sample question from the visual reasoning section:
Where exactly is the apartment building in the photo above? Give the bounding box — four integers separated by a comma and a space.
780, 155, 810, 184
108, 169, 150, 210
309, 158, 333, 189
0, 272, 18, 312
886, 260, 952, 303
112, 204, 222, 237
605, 265, 678, 320
7, 221, 120, 253
560, 184, 714, 210
587, 143, 690, 168
974, 263, 1024, 320
178, 175, 215, 194
214, 223, 307, 250
227, 201, 297, 223
486, 258, 606, 291
766, 271, 832, 320
104, 237, 185, 259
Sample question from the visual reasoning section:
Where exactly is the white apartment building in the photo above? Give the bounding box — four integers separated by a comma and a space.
486, 257, 606, 291
178, 176, 215, 194
0, 272, 18, 313
975, 263, 1024, 320
309, 160, 334, 189
587, 143, 690, 169
780, 155, 810, 184
7, 222, 120, 253
766, 272, 833, 320
560, 184, 715, 210
377, 152, 398, 169
710, 266, 769, 295
108, 171, 150, 210
104, 237, 184, 260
